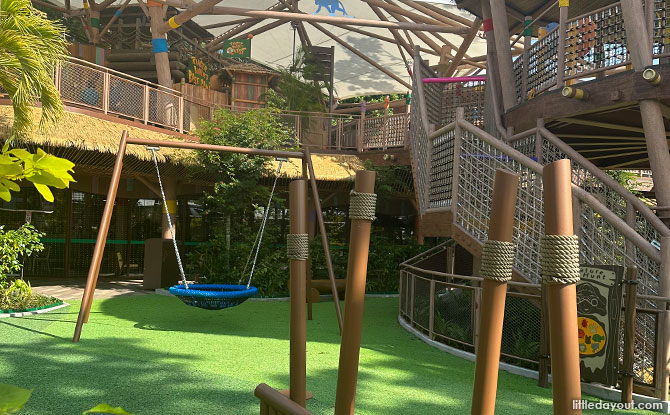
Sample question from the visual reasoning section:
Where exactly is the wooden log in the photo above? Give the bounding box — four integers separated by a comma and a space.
489, 0, 517, 111
445, 18, 482, 77
202, 6, 471, 33
157, 0, 226, 34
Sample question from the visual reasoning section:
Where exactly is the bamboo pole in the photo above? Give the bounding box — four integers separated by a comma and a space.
308, 22, 412, 89
334, 170, 376, 415
471, 169, 519, 415
289, 179, 307, 407
304, 147, 344, 333
73, 131, 129, 342
621, 266, 638, 404
543, 159, 582, 415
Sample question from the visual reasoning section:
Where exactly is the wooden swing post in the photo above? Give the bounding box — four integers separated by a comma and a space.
471, 168, 519, 415
73, 131, 129, 342
288, 179, 308, 407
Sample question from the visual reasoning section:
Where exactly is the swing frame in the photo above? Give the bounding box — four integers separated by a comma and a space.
72, 130, 344, 342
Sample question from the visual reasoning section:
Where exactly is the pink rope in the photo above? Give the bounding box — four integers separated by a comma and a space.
422, 76, 486, 84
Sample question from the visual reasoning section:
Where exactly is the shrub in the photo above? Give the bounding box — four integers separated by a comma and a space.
0, 223, 44, 287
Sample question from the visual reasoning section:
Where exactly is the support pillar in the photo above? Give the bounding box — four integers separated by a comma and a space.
288, 180, 308, 407
487, 0, 517, 111
149, 2, 173, 88
621, 0, 670, 228
334, 171, 376, 415
471, 169, 519, 415
543, 159, 582, 415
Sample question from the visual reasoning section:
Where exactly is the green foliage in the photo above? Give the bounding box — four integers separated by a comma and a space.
0, 384, 133, 415
0, 223, 44, 286
363, 160, 413, 200
0, 146, 75, 202
0, 384, 32, 415
265, 48, 327, 113
195, 108, 293, 215
0, 0, 68, 138
606, 170, 641, 195
83, 404, 134, 415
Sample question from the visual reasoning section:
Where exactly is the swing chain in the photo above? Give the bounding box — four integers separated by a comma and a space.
149, 147, 189, 289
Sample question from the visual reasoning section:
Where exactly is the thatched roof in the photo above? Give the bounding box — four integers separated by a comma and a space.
0, 105, 365, 183
0, 106, 195, 164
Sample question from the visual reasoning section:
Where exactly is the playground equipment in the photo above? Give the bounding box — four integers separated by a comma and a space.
470, 169, 519, 415
72, 130, 344, 342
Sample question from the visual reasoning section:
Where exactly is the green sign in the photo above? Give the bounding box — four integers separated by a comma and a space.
187, 56, 210, 88
222, 38, 251, 60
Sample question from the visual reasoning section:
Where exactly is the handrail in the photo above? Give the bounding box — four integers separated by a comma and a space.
413, 50, 432, 133
401, 263, 542, 288
254, 384, 311, 415
400, 241, 450, 266
456, 119, 662, 264
539, 127, 670, 237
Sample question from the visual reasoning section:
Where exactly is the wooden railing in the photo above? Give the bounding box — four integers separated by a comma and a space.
254, 384, 311, 415
4, 56, 411, 152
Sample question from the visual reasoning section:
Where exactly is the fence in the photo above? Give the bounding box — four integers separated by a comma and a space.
515, 1, 670, 102
409, 50, 670, 394
30, 56, 410, 151
399, 243, 544, 368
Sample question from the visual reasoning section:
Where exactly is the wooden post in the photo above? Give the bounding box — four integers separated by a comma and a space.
289, 179, 308, 408
428, 279, 435, 338
521, 16, 531, 102
556, 2, 568, 89
334, 170, 376, 415
73, 131, 128, 342
357, 101, 365, 152
621, 266, 638, 404
487, 0, 517, 111
143, 84, 150, 124
302, 160, 314, 321
621, 0, 670, 230
304, 148, 344, 333
451, 108, 464, 215
148, 4, 172, 88
471, 169, 519, 415
102, 71, 110, 114
657, 236, 670, 400
538, 285, 550, 388
543, 159, 582, 415
64, 188, 73, 279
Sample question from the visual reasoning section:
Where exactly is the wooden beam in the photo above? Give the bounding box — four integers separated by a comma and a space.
99, 0, 132, 39
157, 0, 225, 33
365, 3, 414, 57
207, 1, 286, 50
555, 117, 670, 136
399, 0, 471, 26
200, 6, 472, 33
379, 5, 443, 54
308, 21, 412, 89
362, 0, 445, 26
509, 0, 556, 36
201, 17, 261, 29
445, 17, 482, 76
239, 18, 289, 38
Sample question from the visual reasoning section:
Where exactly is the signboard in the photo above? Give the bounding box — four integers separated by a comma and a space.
577, 265, 624, 386
222, 39, 251, 60
187, 56, 210, 89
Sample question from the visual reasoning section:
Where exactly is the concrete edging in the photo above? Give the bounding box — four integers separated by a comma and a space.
397, 315, 670, 414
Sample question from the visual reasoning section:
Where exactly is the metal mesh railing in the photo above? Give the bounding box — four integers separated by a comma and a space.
412, 275, 431, 331
527, 27, 560, 97
429, 129, 455, 209
653, 0, 670, 56
434, 280, 474, 345
409, 73, 430, 214
60, 61, 105, 111
440, 80, 486, 127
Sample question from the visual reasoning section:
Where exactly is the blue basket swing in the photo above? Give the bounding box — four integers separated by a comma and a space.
147, 146, 284, 310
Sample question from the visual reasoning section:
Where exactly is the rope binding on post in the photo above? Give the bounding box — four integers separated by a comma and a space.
349, 190, 377, 221
480, 240, 515, 282
287, 234, 309, 261
541, 235, 580, 285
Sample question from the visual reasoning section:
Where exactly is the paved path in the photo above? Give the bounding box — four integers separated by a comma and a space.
31, 278, 152, 301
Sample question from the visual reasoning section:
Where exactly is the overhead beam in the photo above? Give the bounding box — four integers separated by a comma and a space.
556, 117, 670, 136
445, 17, 482, 76
366, 3, 414, 56
308, 21, 412, 89
362, 0, 446, 26
157, 0, 226, 33
201, 16, 261, 29
207, 1, 287, 50
198, 6, 471, 33
379, 4, 443, 54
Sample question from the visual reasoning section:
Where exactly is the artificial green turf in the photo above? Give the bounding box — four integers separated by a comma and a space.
0, 295, 659, 414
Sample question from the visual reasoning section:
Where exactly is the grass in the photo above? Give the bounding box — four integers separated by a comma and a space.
0, 295, 659, 415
